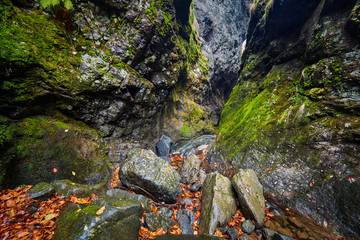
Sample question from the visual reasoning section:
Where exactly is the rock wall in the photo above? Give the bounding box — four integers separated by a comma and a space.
0, 0, 211, 188
217, 0, 360, 237
193, 0, 251, 124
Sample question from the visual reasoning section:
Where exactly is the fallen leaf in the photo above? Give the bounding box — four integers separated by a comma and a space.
72, 171, 76, 176
44, 213, 58, 220
166, 167, 170, 172
52, 168, 57, 173
96, 205, 106, 215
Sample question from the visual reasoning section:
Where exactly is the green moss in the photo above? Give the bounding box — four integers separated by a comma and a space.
0, 2, 84, 103
180, 121, 192, 137
0, 112, 110, 188
219, 65, 312, 159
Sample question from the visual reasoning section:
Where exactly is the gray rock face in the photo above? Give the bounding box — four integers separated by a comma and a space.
176, 209, 195, 235
120, 148, 181, 203
106, 189, 152, 211
156, 135, 173, 157
53, 197, 141, 240
181, 154, 201, 184
193, 0, 250, 123
199, 172, 237, 235
241, 219, 255, 234
145, 212, 175, 232
232, 169, 265, 227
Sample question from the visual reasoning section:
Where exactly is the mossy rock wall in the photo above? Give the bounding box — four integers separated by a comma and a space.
217, 0, 360, 237
0, 112, 109, 189
0, 0, 217, 151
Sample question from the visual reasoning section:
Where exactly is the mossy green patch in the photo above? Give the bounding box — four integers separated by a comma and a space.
0, 2, 85, 103
0, 112, 110, 189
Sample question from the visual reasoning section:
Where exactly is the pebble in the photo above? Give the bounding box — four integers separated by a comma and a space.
242, 219, 255, 234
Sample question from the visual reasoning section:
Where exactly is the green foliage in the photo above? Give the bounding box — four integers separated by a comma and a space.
40, 0, 73, 10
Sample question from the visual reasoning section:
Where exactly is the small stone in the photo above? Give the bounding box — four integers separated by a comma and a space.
190, 181, 202, 192
242, 219, 255, 234
227, 227, 239, 240
180, 198, 193, 205
145, 212, 175, 232
156, 135, 172, 157
177, 210, 195, 235
160, 207, 173, 218
263, 228, 275, 240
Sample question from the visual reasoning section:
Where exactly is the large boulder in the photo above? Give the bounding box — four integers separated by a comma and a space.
120, 148, 181, 203
232, 169, 265, 227
53, 197, 141, 240
181, 154, 201, 184
199, 172, 237, 235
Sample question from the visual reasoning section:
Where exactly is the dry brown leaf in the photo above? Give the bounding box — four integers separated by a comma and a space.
96, 205, 106, 215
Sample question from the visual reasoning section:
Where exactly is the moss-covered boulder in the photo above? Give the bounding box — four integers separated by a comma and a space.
0, 114, 109, 189
27, 182, 54, 200
199, 172, 237, 235
53, 197, 141, 240
52, 179, 108, 198
120, 148, 181, 203
232, 169, 265, 227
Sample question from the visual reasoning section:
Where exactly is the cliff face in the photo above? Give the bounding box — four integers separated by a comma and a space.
193, 0, 250, 124
218, 0, 360, 237
0, 0, 209, 188
0, 0, 249, 188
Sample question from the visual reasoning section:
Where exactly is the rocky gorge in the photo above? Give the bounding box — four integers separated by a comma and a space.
0, 0, 359, 239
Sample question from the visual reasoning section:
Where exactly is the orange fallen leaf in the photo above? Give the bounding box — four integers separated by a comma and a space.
96, 205, 106, 215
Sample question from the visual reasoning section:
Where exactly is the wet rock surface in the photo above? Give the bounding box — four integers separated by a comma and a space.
181, 154, 201, 184
53, 197, 142, 240
145, 212, 176, 232
27, 182, 54, 200
232, 169, 265, 227
199, 172, 237, 235
177, 209, 196, 234
120, 148, 181, 203
193, 0, 250, 124
156, 135, 173, 157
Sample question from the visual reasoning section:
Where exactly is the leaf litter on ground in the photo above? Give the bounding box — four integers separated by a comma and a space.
0, 185, 98, 240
